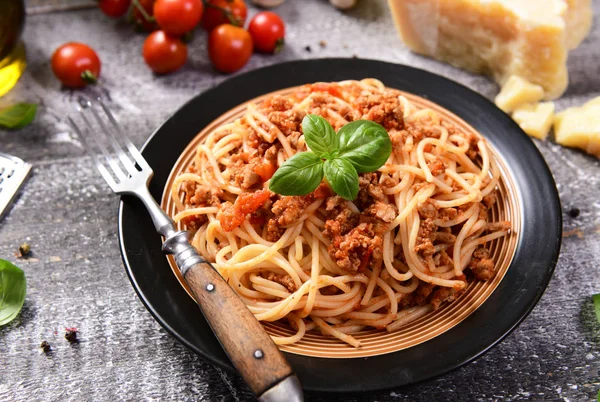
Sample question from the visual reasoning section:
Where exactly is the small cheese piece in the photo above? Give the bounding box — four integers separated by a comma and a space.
495, 76, 545, 113
554, 97, 600, 157
387, 0, 593, 99
512, 102, 555, 140
584, 97, 600, 108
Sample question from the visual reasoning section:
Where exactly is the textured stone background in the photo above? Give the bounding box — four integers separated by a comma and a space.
1, 1, 599, 401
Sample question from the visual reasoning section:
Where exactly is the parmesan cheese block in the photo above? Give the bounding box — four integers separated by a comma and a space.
563, 0, 594, 49
554, 97, 600, 157
512, 102, 555, 140
387, 0, 593, 99
495, 76, 545, 113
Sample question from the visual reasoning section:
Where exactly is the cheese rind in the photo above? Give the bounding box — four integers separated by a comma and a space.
512, 102, 555, 140
554, 97, 600, 157
495, 76, 545, 113
387, 0, 593, 100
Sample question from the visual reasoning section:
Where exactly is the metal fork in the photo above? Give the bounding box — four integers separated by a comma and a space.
68, 96, 302, 402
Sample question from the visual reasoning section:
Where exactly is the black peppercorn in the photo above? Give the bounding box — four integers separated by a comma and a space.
65, 328, 78, 343
40, 341, 51, 353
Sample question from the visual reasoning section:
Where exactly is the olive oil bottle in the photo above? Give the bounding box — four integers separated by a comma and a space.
0, 0, 26, 97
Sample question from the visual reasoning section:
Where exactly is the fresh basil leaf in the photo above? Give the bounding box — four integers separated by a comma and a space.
337, 120, 392, 173
0, 103, 37, 129
593, 294, 600, 323
323, 158, 358, 201
269, 152, 324, 196
302, 114, 338, 157
0, 259, 26, 326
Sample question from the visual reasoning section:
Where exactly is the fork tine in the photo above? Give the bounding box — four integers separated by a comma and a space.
85, 98, 139, 177
67, 115, 118, 191
97, 99, 151, 172
76, 98, 127, 183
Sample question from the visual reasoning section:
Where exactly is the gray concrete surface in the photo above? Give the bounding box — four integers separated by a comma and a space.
1, 1, 599, 401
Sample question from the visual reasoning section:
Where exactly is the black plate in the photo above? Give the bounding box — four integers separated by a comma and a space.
118, 58, 562, 393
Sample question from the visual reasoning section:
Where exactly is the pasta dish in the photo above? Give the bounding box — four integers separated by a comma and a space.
169, 79, 511, 348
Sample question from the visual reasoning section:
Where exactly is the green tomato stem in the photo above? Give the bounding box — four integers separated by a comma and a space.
204, 1, 241, 27
80, 70, 97, 85
274, 38, 285, 54
181, 31, 194, 43
131, 0, 155, 23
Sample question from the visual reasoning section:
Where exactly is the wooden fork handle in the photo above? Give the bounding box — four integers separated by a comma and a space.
184, 261, 303, 401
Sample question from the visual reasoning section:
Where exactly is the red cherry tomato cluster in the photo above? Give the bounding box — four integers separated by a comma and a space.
100, 0, 285, 75
51, 0, 286, 86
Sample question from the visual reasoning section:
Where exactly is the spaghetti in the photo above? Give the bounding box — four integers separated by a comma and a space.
170, 79, 511, 347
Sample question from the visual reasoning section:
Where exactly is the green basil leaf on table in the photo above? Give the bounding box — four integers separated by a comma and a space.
323, 158, 358, 201
269, 152, 324, 196
0, 103, 37, 129
337, 120, 392, 173
593, 294, 600, 323
302, 114, 338, 157
0, 259, 26, 326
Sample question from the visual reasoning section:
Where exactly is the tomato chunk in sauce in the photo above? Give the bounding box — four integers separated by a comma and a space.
219, 190, 271, 232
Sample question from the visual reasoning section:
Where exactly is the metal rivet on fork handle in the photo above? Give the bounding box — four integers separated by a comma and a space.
206, 283, 215, 292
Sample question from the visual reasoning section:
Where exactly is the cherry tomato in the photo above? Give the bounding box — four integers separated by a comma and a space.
153, 0, 203, 36
130, 0, 158, 32
202, 0, 247, 32
248, 11, 285, 53
51, 42, 101, 88
142, 30, 187, 74
99, 0, 131, 17
208, 24, 253, 73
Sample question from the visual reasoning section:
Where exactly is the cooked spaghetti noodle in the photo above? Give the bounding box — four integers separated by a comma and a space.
170, 79, 511, 347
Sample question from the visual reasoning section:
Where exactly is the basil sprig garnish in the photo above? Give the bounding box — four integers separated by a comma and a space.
323, 157, 358, 200
303, 113, 339, 156
337, 120, 393, 173
269, 114, 392, 200
268, 152, 324, 196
